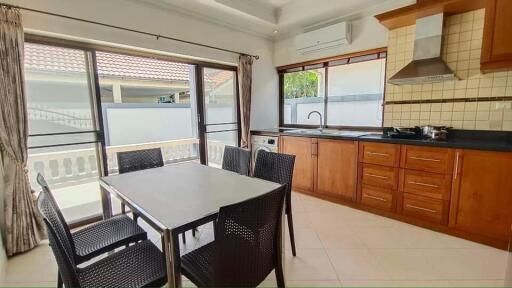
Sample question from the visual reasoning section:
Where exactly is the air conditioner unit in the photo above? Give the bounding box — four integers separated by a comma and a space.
295, 22, 351, 54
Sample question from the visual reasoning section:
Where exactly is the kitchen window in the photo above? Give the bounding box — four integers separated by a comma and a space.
279, 49, 386, 128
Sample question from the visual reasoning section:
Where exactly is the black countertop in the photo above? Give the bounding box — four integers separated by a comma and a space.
251, 128, 512, 152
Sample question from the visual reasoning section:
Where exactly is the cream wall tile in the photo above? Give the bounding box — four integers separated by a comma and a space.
383, 10, 511, 130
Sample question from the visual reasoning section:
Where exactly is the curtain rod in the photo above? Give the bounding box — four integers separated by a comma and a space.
0, 2, 260, 60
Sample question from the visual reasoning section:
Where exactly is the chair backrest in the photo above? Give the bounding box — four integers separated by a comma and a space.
213, 186, 285, 287
37, 180, 80, 287
253, 150, 295, 197
221, 145, 251, 176
36, 174, 76, 258
117, 148, 164, 174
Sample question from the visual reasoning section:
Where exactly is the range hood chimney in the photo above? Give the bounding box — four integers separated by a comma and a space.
388, 13, 457, 85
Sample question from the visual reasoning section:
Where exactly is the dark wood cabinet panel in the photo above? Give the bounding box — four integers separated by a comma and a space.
316, 139, 358, 200
450, 149, 512, 241
280, 136, 316, 193
481, 0, 512, 71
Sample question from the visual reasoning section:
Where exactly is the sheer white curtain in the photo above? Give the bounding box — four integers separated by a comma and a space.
0, 6, 45, 256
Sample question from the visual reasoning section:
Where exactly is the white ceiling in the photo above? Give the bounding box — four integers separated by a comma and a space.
140, 0, 414, 39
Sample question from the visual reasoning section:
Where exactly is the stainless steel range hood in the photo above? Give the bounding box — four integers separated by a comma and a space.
388, 13, 457, 85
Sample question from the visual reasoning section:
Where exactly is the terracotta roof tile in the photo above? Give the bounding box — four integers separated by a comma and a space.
24, 43, 191, 82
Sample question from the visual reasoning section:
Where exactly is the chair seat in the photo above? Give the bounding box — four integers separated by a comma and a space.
78, 240, 167, 288
72, 214, 147, 262
181, 242, 215, 287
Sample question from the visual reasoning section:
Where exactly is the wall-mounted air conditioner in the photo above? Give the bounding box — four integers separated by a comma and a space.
295, 22, 351, 54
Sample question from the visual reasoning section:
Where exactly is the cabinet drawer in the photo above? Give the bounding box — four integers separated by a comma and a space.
361, 164, 398, 190
359, 142, 400, 167
401, 170, 451, 200
360, 185, 393, 211
400, 145, 454, 174
402, 193, 445, 224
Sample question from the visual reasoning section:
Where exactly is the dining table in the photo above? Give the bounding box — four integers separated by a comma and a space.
99, 161, 284, 288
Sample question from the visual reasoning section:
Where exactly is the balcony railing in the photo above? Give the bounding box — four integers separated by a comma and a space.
28, 138, 228, 189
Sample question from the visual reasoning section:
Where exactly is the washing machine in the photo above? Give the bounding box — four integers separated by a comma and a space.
251, 135, 279, 166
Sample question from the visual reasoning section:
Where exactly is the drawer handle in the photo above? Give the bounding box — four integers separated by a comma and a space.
406, 204, 437, 213
410, 156, 441, 162
367, 152, 389, 157
363, 194, 387, 202
408, 181, 439, 188
365, 173, 388, 179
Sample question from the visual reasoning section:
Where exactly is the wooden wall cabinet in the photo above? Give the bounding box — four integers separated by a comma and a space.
450, 149, 512, 243
481, 0, 512, 72
280, 136, 358, 201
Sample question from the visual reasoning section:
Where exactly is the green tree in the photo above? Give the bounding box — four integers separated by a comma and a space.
284, 71, 319, 99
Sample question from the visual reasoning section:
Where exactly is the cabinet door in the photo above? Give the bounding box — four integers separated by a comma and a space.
280, 136, 316, 193
316, 139, 358, 200
481, 0, 512, 71
450, 149, 512, 241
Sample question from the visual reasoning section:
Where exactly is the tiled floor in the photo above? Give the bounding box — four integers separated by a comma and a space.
1, 192, 509, 287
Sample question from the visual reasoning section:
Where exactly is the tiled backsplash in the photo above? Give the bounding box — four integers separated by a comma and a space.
383, 9, 512, 131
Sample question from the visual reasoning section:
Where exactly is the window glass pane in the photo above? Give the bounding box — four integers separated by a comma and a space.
96, 51, 199, 174
25, 43, 95, 135
283, 68, 325, 125
203, 68, 237, 124
327, 58, 385, 126
28, 143, 101, 223
206, 131, 238, 168
25, 43, 102, 223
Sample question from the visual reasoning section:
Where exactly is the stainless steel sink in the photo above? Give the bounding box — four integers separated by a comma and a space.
286, 129, 369, 137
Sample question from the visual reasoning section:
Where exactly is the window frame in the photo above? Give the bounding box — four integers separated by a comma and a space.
278, 47, 387, 130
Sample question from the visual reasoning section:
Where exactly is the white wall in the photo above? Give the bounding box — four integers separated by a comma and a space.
4, 0, 278, 130
274, 15, 388, 67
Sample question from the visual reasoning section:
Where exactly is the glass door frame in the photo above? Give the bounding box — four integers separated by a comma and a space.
25, 34, 241, 226
195, 64, 241, 165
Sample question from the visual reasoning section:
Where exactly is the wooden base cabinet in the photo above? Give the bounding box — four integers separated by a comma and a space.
316, 139, 358, 200
280, 136, 358, 201
279, 136, 316, 193
450, 149, 512, 244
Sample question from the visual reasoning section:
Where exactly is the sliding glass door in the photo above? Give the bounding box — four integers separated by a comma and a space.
24, 39, 240, 225
25, 43, 103, 224
199, 67, 239, 167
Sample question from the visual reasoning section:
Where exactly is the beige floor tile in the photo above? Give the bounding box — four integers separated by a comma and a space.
289, 211, 313, 228
5, 242, 57, 284
340, 279, 506, 287
326, 249, 390, 281
371, 249, 441, 280
351, 227, 412, 249
285, 280, 343, 287
284, 248, 338, 281
317, 228, 367, 249
285, 227, 323, 250
428, 248, 508, 280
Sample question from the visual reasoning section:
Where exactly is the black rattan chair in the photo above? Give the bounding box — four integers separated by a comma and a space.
222, 145, 251, 176
116, 148, 188, 244
36, 174, 148, 288
117, 148, 163, 217
38, 189, 166, 288
181, 186, 286, 287
253, 150, 297, 256
190, 145, 251, 238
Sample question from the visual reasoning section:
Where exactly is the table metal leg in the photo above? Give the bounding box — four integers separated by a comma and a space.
163, 230, 182, 288
100, 186, 112, 220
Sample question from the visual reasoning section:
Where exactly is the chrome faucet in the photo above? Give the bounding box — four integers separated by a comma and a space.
307, 111, 324, 131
